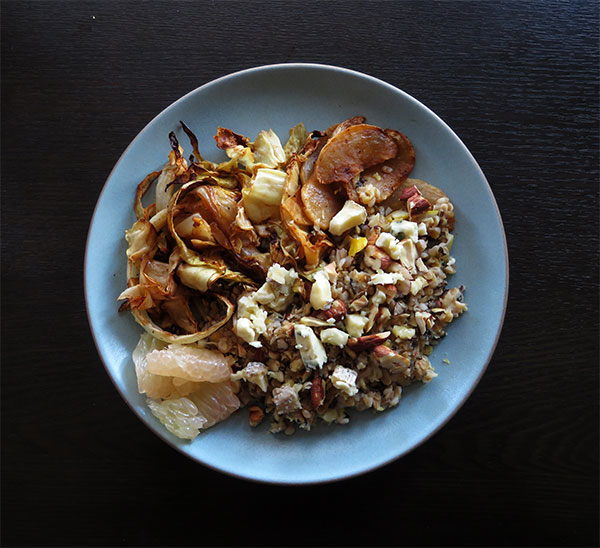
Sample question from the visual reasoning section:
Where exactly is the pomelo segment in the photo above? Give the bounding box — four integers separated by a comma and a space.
187, 382, 241, 429
147, 397, 207, 440
146, 344, 231, 383
133, 333, 174, 399
147, 382, 240, 440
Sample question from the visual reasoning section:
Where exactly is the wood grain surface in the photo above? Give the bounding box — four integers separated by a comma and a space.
1, 1, 598, 547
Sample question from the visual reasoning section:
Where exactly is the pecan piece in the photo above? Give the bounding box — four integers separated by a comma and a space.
364, 244, 392, 270
248, 405, 264, 427
399, 184, 432, 217
347, 331, 391, 351
373, 345, 411, 373
381, 284, 397, 298
311, 375, 325, 409
408, 194, 431, 217
398, 185, 421, 201
366, 226, 382, 245
318, 299, 347, 321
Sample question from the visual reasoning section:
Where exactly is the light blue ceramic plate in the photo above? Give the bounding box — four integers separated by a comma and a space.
85, 64, 508, 484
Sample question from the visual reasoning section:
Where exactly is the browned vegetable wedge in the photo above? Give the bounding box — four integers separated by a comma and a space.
346, 129, 416, 203
300, 178, 345, 230
131, 292, 235, 344
134, 170, 161, 219
382, 178, 447, 211
281, 160, 313, 228
214, 127, 249, 150
162, 292, 199, 334
281, 159, 333, 270
314, 124, 398, 185
179, 120, 203, 163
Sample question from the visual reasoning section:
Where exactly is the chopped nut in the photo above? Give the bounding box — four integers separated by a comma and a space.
372, 288, 387, 305
366, 226, 382, 245
408, 194, 431, 217
248, 405, 264, 427
363, 245, 392, 270
373, 345, 411, 373
441, 287, 468, 317
398, 185, 432, 218
398, 185, 421, 201
300, 316, 332, 327
311, 375, 325, 409
415, 310, 434, 334
381, 284, 397, 298
318, 299, 347, 321
347, 331, 391, 351
323, 262, 338, 282
289, 357, 304, 372
349, 294, 369, 311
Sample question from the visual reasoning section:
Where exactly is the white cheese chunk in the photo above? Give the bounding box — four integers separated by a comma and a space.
294, 324, 328, 370
345, 314, 369, 337
331, 365, 358, 396
390, 220, 419, 243
392, 325, 416, 340
234, 317, 256, 343
329, 200, 367, 236
266, 262, 292, 285
372, 289, 387, 305
320, 328, 349, 348
231, 361, 269, 391
254, 263, 299, 311
375, 232, 403, 260
272, 384, 302, 414
310, 270, 333, 310
233, 295, 268, 344
368, 271, 408, 285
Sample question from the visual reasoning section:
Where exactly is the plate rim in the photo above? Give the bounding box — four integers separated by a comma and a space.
84, 62, 510, 485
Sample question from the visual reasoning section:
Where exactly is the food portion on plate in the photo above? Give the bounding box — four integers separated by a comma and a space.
118, 117, 467, 439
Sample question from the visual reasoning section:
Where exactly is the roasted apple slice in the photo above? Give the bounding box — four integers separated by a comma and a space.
301, 178, 345, 230
298, 117, 368, 230
345, 129, 415, 203
314, 124, 398, 186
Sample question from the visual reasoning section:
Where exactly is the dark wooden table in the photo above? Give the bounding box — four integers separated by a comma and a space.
2, 2, 598, 547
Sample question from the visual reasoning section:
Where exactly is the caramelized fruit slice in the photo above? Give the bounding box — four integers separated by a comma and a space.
345, 130, 415, 203
314, 124, 398, 185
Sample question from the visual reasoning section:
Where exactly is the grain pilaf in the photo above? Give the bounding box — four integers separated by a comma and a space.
119, 118, 467, 439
